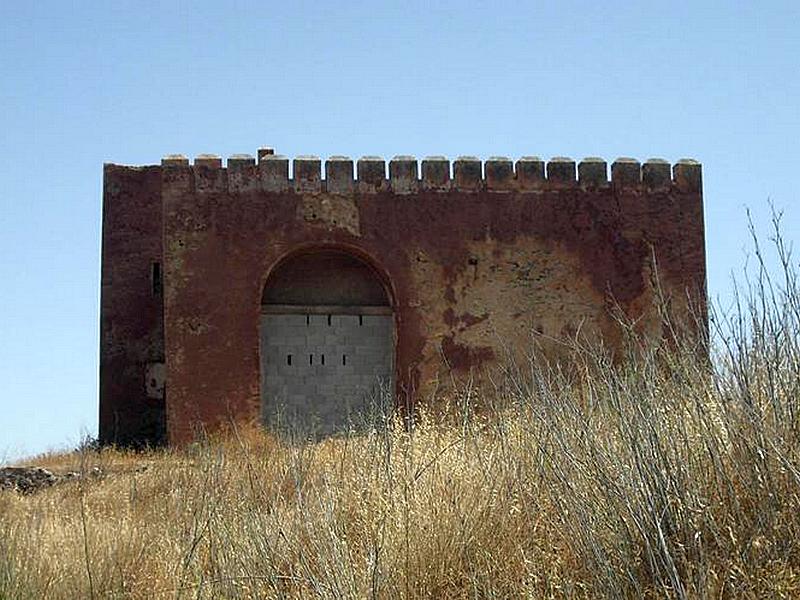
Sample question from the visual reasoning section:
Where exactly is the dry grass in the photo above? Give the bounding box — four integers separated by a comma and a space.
2, 218, 800, 599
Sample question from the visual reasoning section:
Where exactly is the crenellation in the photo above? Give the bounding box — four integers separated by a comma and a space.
161, 154, 189, 167
159, 151, 700, 194
228, 154, 258, 192
357, 156, 386, 192
485, 157, 514, 191
578, 157, 608, 187
674, 159, 702, 193
259, 154, 290, 192
294, 156, 321, 193
195, 154, 222, 168
160, 158, 192, 194
611, 158, 641, 188
228, 154, 256, 167
515, 156, 545, 189
257, 147, 275, 162
642, 158, 671, 189
454, 156, 482, 190
194, 155, 226, 193
421, 156, 450, 190
547, 157, 576, 184
389, 156, 418, 194
325, 156, 354, 194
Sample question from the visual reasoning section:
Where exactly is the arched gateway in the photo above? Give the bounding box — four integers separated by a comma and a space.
259, 250, 395, 436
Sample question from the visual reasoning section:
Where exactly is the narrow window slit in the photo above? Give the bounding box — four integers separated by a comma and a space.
287, 354, 292, 366
359, 315, 363, 326
342, 354, 347, 366
151, 262, 162, 296
306, 314, 310, 326
327, 314, 332, 326
321, 354, 325, 365
309, 354, 313, 365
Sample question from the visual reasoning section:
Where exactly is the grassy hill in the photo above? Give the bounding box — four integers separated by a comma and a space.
2, 234, 799, 599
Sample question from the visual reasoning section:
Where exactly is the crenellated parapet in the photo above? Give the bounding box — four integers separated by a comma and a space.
158, 149, 702, 195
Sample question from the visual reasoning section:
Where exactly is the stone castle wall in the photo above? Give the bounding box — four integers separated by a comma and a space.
100, 149, 705, 445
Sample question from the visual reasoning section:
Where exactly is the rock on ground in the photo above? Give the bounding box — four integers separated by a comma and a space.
0, 466, 104, 494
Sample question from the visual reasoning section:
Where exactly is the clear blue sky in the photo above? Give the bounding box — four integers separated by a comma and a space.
1, 1, 798, 461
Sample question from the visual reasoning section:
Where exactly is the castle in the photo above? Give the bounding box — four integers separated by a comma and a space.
100, 149, 705, 446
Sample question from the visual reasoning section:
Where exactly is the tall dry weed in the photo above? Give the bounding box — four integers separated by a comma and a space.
1, 212, 799, 598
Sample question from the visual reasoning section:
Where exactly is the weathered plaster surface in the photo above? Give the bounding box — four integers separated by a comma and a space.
100, 155, 706, 446
99, 165, 165, 445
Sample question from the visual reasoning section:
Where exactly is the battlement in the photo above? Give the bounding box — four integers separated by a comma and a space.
102, 144, 706, 446
157, 149, 702, 194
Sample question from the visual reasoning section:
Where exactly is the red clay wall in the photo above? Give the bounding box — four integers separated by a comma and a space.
101, 152, 705, 446
99, 165, 166, 445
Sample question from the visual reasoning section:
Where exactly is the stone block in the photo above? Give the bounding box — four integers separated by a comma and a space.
516, 156, 545, 188
612, 158, 641, 187
578, 157, 608, 187
390, 155, 418, 194
453, 156, 482, 190
294, 156, 321, 193
257, 147, 275, 161
642, 158, 671, 189
259, 155, 289, 192
485, 157, 514, 191
326, 156, 354, 194
195, 154, 222, 168
547, 157, 576, 183
227, 154, 257, 192
421, 156, 450, 190
357, 156, 386, 191
674, 158, 702, 193
161, 154, 189, 166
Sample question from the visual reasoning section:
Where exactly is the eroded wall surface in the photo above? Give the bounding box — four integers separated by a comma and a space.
100, 165, 165, 445
101, 153, 705, 445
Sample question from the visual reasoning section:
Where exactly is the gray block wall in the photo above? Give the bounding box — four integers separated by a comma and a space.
260, 313, 394, 436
